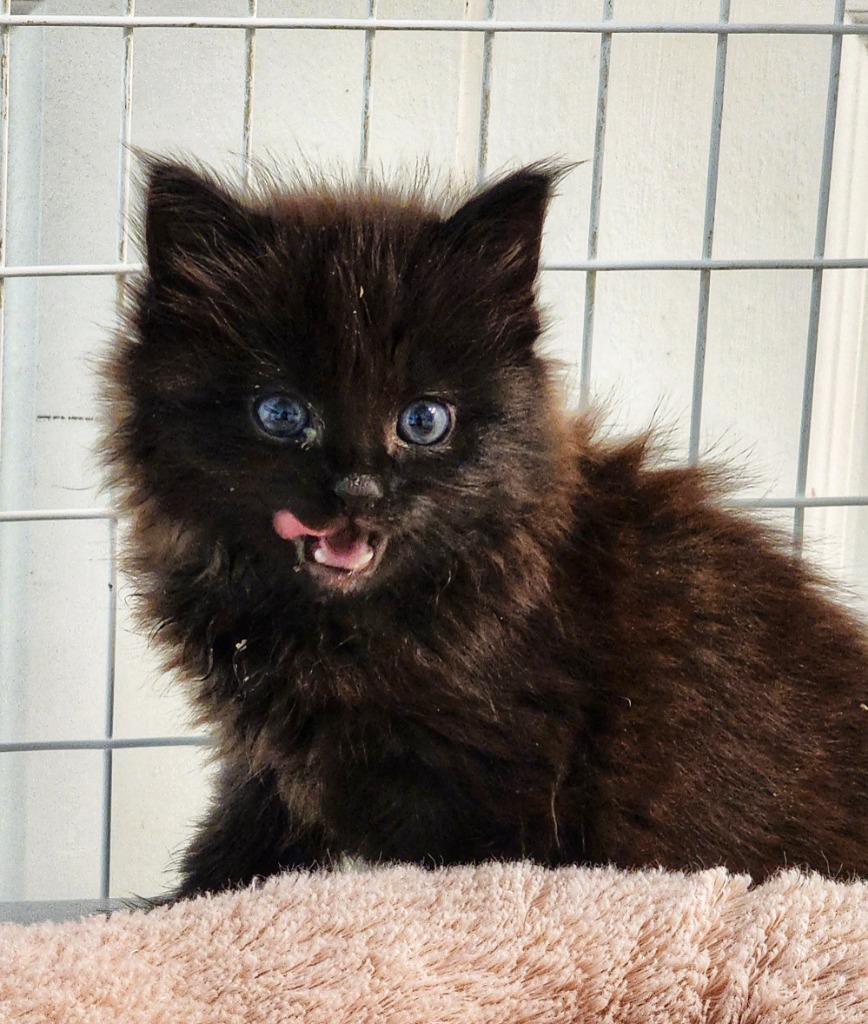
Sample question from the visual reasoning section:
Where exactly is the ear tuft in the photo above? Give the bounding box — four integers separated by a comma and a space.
443, 161, 570, 292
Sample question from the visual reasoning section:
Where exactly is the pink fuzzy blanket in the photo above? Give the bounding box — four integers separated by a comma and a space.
1, 863, 866, 1023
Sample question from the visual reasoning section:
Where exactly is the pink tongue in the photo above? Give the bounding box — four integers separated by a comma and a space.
272, 510, 328, 541
272, 510, 373, 573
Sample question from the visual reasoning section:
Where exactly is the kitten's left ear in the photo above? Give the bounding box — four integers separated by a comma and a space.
142, 158, 263, 285
442, 162, 567, 293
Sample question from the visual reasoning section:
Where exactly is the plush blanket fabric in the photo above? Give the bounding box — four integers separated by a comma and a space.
1, 863, 866, 1023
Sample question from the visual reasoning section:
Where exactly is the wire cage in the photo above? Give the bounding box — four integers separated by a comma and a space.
1, 0, 867, 918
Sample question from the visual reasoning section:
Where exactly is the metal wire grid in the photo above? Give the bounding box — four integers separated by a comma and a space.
0, 2, 866, 900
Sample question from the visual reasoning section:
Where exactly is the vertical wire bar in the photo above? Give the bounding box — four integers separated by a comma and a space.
793, 0, 845, 551
688, 0, 730, 464
475, 0, 495, 184
100, 517, 118, 900
0, 0, 11, 447
358, 0, 377, 179
115, 0, 134, 291
101, 0, 135, 901
579, 0, 613, 408
242, 0, 256, 187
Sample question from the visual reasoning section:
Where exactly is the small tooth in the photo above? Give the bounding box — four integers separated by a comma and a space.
313, 546, 328, 565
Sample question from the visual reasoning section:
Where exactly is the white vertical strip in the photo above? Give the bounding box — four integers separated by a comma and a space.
242, 0, 256, 187
793, 0, 846, 550
475, 0, 495, 183
688, 0, 730, 464
358, 0, 377, 179
579, 0, 613, 407
0, 0, 20, 903
804, 23, 868, 584
0, 0, 10, 443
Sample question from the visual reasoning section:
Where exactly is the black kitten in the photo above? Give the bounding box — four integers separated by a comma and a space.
102, 159, 868, 899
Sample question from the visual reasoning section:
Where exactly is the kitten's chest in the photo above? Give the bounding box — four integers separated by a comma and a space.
274, 707, 557, 862
258, 644, 582, 862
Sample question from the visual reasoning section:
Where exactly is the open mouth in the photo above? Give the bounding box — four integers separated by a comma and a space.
272, 509, 386, 589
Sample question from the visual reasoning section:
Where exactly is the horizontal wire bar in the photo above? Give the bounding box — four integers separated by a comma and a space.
3, 497, 868, 524
0, 509, 116, 522
726, 495, 868, 509
0, 262, 141, 277
1, 16, 868, 34
0, 736, 213, 753
5, 257, 868, 280
544, 257, 868, 271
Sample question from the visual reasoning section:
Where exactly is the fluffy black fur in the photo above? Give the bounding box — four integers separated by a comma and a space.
102, 159, 868, 899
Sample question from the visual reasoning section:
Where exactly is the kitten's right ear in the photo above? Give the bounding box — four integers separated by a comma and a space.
143, 159, 257, 283
440, 162, 568, 295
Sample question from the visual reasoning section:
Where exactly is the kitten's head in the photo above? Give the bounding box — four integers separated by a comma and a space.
105, 159, 572, 603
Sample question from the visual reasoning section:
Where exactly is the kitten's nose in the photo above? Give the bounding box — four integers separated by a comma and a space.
333, 473, 384, 507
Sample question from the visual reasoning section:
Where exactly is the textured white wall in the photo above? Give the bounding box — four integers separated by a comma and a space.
0, 0, 863, 900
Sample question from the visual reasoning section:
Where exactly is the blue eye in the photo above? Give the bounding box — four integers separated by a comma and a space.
254, 395, 310, 439
397, 399, 452, 446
